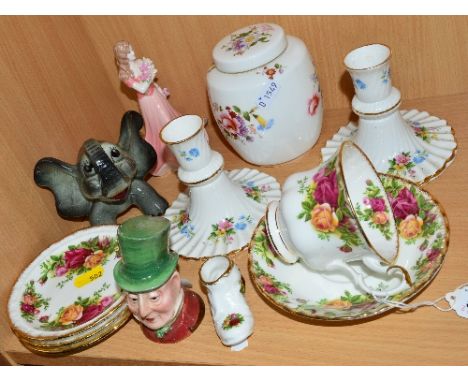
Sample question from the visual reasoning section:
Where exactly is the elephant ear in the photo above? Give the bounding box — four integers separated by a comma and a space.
34, 157, 92, 219
117, 110, 157, 179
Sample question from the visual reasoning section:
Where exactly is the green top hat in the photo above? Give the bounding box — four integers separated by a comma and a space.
113, 216, 179, 293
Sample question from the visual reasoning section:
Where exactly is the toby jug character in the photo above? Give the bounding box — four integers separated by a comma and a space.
113, 215, 204, 343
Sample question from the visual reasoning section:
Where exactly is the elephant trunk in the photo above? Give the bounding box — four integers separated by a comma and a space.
84, 139, 130, 199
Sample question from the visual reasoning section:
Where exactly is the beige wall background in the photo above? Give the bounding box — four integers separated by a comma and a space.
1, 16, 467, 348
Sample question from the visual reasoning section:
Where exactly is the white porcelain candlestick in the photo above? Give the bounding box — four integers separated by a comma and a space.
161, 115, 281, 258
321, 44, 457, 185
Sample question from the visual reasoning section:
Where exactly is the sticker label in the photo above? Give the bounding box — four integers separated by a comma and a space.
446, 285, 468, 318
73, 265, 104, 288
257, 81, 280, 109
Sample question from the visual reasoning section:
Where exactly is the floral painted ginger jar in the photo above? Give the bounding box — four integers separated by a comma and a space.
207, 23, 323, 165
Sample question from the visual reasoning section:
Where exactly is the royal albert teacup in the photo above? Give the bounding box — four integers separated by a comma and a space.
266, 141, 411, 297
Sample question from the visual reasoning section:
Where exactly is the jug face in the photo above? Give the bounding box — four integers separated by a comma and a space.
267, 141, 399, 272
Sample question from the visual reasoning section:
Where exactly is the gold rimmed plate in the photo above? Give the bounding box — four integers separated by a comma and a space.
248, 174, 449, 321
19, 306, 131, 355
8, 225, 126, 341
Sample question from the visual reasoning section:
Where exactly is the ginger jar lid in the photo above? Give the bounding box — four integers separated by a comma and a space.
212, 23, 287, 74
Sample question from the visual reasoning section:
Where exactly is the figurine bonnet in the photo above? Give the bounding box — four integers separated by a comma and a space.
114, 216, 204, 343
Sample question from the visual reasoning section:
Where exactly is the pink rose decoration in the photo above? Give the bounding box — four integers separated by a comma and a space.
313, 169, 339, 209
369, 198, 386, 212
218, 219, 233, 231
258, 276, 283, 295
76, 304, 104, 325
98, 236, 110, 250
339, 216, 357, 233
395, 153, 411, 165
100, 296, 114, 308
308, 93, 320, 116
391, 188, 419, 220
220, 110, 247, 137
64, 248, 93, 269
55, 265, 68, 277
427, 248, 441, 262
21, 303, 35, 314
339, 245, 352, 253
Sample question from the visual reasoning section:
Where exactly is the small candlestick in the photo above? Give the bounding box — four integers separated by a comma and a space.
322, 43, 457, 184
161, 115, 281, 259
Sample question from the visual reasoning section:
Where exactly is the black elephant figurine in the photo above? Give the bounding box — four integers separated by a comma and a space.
34, 110, 169, 225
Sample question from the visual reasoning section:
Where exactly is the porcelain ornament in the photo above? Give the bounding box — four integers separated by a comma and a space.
207, 23, 323, 165
321, 43, 457, 184
162, 115, 281, 259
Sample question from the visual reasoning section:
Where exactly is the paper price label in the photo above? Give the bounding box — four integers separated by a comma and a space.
446, 285, 468, 319
73, 265, 104, 288
256, 81, 280, 110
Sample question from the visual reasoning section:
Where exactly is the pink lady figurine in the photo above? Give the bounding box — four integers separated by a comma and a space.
114, 41, 180, 176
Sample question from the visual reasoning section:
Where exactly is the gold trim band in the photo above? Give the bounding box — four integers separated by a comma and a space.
352, 99, 401, 117
181, 165, 224, 186
344, 43, 392, 72
199, 255, 234, 286
337, 141, 401, 265
159, 114, 205, 145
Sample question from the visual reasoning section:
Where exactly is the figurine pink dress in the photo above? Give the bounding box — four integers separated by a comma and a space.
119, 48, 180, 176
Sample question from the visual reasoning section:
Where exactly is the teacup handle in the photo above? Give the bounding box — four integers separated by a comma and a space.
326, 260, 410, 298
362, 257, 413, 287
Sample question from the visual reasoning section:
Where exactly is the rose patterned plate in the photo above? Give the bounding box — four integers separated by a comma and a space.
8, 225, 127, 339
248, 174, 449, 321
18, 303, 131, 354
321, 109, 457, 185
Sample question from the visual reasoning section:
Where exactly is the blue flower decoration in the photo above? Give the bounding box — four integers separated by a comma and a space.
189, 148, 200, 157
413, 150, 428, 164
246, 181, 255, 187
355, 79, 367, 89
257, 119, 274, 132
235, 222, 247, 230
382, 68, 391, 84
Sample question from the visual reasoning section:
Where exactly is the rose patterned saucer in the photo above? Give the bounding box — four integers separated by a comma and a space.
321, 110, 457, 185
248, 174, 449, 321
8, 225, 129, 352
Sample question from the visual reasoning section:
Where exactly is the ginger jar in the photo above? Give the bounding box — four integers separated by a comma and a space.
207, 23, 323, 166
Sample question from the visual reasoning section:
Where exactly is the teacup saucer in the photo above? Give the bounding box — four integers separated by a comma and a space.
248, 174, 449, 321
321, 109, 457, 185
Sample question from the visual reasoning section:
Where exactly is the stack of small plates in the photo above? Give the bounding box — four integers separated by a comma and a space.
8, 225, 130, 354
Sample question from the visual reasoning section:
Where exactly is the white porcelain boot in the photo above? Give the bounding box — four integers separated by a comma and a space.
200, 256, 254, 351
